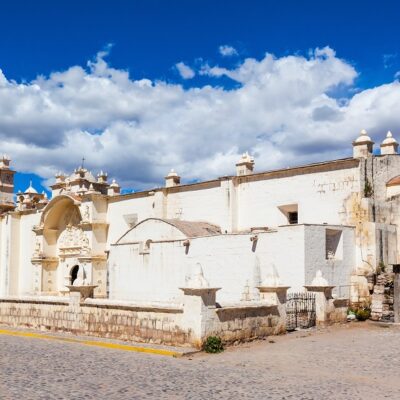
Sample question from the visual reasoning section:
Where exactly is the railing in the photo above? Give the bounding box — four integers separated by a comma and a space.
286, 292, 316, 331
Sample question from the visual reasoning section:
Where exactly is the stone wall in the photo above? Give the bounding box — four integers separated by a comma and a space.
329, 298, 350, 324
213, 305, 285, 343
0, 295, 285, 348
371, 273, 394, 322
0, 296, 189, 346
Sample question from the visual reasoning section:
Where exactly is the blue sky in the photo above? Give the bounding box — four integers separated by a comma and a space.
1, 0, 400, 195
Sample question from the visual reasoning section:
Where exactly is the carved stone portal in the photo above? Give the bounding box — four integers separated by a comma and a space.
58, 225, 90, 256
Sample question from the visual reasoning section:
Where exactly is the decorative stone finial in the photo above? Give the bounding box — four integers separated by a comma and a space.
261, 264, 281, 287
353, 129, 374, 158
165, 169, 181, 188
108, 179, 121, 196
381, 130, 398, 155
236, 152, 255, 176
185, 263, 210, 289
0, 154, 11, 169
311, 270, 329, 286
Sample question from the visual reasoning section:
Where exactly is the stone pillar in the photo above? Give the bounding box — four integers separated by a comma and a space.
257, 265, 289, 322
393, 264, 400, 323
180, 287, 220, 348
352, 129, 374, 158
179, 263, 220, 348
304, 271, 335, 326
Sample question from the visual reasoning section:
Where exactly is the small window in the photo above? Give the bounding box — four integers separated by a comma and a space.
278, 204, 299, 225
288, 212, 298, 225
139, 239, 152, 255
326, 229, 343, 260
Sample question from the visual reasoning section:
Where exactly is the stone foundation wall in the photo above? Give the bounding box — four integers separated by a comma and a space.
0, 297, 189, 346
214, 305, 284, 343
329, 298, 349, 324
0, 296, 285, 348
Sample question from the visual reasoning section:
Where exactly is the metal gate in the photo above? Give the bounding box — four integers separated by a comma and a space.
286, 292, 316, 331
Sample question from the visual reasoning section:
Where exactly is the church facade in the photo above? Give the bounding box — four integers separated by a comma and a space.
1, 129, 400, 306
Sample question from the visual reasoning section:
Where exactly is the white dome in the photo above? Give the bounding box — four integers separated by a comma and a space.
24, 181, 38, 195
382, 131, 398, 145
354, 129, 373, 143
166, 169, 179, 178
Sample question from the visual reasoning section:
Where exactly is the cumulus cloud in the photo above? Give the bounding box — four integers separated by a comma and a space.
0, 46, 399, 190
383, 53, 397, 69
219, 45, 238, 57
175, 62, 195, 79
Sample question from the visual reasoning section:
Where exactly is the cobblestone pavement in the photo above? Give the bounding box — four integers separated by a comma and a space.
0, 323, 399, 399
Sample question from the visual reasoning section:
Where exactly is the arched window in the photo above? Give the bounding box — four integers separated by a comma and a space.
70, 265, 79, 285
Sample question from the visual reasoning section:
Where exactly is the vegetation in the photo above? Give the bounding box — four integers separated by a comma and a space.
376, 261, 386, 274
355, 308, 371, 321
203, 336, 224, 353
348, 303, 371, 321
364, 179, 373, 198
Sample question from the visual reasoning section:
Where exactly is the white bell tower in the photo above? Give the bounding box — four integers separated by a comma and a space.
0, 155, 16, 213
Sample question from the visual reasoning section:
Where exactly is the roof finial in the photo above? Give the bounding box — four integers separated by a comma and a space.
81, 156, 86, 169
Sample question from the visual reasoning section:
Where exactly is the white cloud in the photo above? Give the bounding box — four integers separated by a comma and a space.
175, 62, 195, 79
219, 45, 238, 57
0, 46, 399, 191
383, 53, 397, 69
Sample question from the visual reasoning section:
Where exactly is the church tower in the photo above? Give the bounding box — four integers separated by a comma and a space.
0, 155, 16, 213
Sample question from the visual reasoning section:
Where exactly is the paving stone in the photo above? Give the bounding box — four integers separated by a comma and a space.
0, 323, 399, 399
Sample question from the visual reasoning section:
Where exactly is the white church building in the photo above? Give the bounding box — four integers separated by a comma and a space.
1, 129, 400, 306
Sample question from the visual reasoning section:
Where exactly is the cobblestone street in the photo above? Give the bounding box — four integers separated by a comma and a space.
0, 323, 399, 399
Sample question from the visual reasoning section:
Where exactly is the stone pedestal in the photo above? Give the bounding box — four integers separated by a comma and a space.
257, 286, 290, 321
304, 270, 335, 325
180, 287, 220, 348
304, 285, 335, 325
66, 285, 97, 301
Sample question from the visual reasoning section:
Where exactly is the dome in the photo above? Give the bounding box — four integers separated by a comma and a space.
110, 179, 120, 188
382, 131, 398, 145
166, 169, 179, 178
354, 129, 373, 143
237, 152, 254, 165
24, 181, 38, 195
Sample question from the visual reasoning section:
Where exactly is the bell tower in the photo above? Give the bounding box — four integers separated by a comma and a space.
0, 155, 16, 213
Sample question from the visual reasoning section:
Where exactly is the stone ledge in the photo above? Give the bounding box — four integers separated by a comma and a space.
83, 299, 183, 314
0, 297, 69, 306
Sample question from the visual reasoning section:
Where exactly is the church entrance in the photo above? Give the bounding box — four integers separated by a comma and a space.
70, 265, 79, 285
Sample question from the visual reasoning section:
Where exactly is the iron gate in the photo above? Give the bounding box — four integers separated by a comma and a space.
286, 292, 316, 331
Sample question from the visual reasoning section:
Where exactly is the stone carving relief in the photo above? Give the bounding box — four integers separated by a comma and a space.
33, 238, 42, 258
82, 205, 90, 222
58, 224, 90, 256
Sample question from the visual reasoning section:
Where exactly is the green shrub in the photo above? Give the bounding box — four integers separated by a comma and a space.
203, 336, 224, 353
355, 308, 371, 321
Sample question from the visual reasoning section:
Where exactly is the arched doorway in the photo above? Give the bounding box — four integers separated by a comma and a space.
70, 265, 79, 285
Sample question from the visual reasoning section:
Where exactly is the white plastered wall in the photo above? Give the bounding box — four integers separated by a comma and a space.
236, 166, 360, 230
